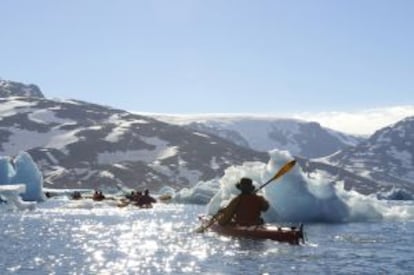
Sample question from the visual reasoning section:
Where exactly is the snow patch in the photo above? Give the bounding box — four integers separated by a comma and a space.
28, 109, 73, 125
0, 98, 37, 118
193, 132, 211, 138
210, 157, 220, 170
104, 114, 146, 143
158, 146, 178, 160
97, 137, 178, 164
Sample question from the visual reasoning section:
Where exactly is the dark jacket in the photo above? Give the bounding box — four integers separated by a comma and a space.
232, 194, 269, 226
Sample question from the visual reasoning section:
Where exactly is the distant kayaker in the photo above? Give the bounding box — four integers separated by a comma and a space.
71, 191, 82, 200
220, 177, 269, 226
125, 191, 135, 200
92, 190, 105, 201
136, 189, 156, 208
133, 191, 143, 202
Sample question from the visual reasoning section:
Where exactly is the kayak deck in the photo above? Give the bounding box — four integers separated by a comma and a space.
201, 217, 304, 245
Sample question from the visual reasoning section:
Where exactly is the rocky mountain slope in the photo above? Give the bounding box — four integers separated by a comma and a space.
151, 115, 363, 158
314, 116, 414, 194
294, 117, 414, 195
0, 82, 267, 191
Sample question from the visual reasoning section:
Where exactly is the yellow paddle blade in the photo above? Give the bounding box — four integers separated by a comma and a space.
272, 160, 296, 180
255, 159, 296, 192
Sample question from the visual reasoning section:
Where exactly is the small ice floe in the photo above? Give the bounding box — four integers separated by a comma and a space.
0, 184, 36, 210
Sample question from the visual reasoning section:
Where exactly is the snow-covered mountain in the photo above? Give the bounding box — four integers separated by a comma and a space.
150, 115, 363, 158
302, 116, 414, 195
2, 79, 413, 197
0, 88, 267, 191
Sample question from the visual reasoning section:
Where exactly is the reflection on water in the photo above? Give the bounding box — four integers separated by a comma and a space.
0, 200, 413, 274
1, 202, 218, 274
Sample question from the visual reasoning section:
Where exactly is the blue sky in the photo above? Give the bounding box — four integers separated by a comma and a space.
1, 0, 413, 115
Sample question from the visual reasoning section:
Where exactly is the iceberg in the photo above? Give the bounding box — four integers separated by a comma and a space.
204, 150, 398, 223
173, 179, 220, 205
0, 151, 45, 202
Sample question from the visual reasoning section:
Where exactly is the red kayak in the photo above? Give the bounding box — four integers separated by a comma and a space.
200, 217, 305, 245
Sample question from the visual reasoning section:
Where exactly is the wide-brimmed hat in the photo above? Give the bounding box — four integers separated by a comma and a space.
236, 177, 255, 193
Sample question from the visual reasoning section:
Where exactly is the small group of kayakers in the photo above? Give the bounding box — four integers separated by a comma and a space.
70, 190, 105, 201
68, 189, 156, 208
65, 176, 267, 228
124, 189, 157, 208
67, 178, 264, 221
69, 190, 105, 201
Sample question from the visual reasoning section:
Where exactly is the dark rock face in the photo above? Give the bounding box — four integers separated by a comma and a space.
0, 80, 44, 98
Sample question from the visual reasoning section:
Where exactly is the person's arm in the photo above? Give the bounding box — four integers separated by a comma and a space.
217, 196, 241, 225
260, 196, 270, 211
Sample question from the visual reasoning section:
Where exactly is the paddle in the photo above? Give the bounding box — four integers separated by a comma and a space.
255, 159, 296, 193
195, 159, 296, 233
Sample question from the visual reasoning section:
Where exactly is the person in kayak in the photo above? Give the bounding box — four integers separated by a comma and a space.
219, 177, 269, 226
92, 190, 105, 201
71, 191, 82, 200
136, 189, 156, 208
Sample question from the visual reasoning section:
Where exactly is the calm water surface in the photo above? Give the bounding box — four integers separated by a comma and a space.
0, 199, 413, 274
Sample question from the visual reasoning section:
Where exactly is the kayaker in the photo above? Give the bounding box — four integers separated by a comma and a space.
136, 189, 156, 208
71, 191, 82, 200
221, 177, 269, 226
125, 191, 135, 200
92, 190, 105, 201
133, 191, 143, 202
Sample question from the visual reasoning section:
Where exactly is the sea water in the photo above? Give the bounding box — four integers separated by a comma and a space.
0, 199, 413, 274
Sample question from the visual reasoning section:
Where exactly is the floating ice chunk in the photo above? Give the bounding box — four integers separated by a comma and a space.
173, 179, 220, 205
0, 184, 36, 210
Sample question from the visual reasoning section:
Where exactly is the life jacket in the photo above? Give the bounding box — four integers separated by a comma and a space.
233, 194, 269, 226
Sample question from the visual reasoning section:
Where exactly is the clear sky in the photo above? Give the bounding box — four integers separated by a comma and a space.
1, 0, 413, 116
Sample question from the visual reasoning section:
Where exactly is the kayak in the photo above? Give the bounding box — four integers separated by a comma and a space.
199, 217, 305, 245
